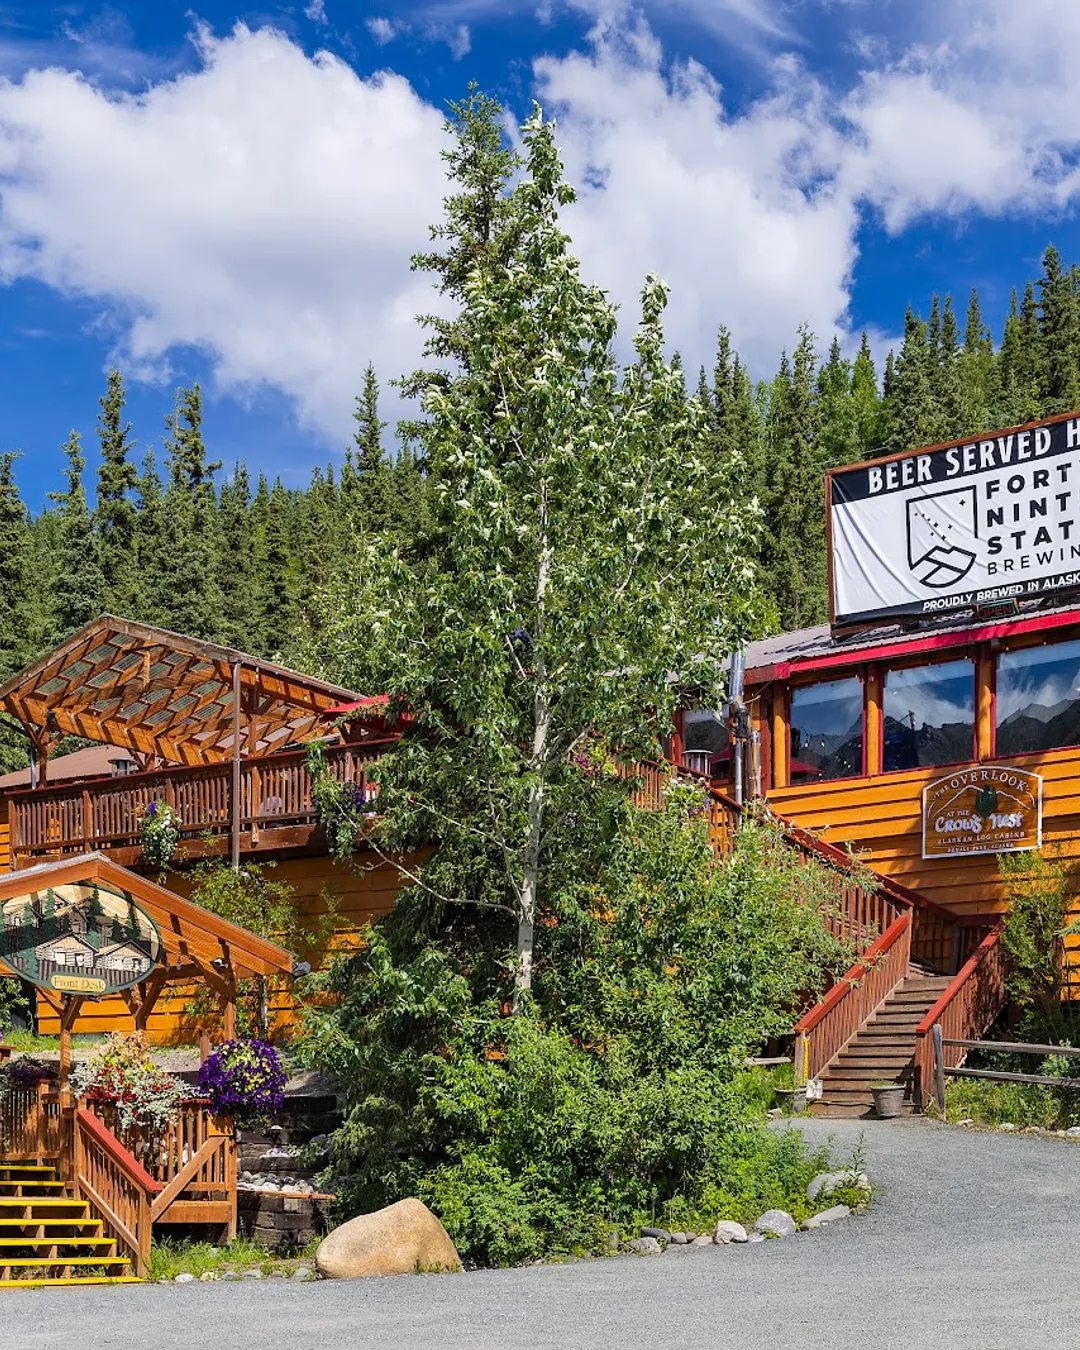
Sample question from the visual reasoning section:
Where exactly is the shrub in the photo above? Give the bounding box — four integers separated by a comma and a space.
140, 800, 181, 868
302, 801, 857, 1264
197, 1039, 286, 1128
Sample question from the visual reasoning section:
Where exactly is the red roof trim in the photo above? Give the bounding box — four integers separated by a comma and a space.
748, 606, 1080, 683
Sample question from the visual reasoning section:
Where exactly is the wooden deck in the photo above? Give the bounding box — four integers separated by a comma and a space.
5, 742, 391, 869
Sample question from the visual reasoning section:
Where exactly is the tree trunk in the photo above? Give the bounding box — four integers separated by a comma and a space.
515, 488, 552, 1009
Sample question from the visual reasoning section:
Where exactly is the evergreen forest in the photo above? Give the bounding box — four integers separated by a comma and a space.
4, 244, 1080, 745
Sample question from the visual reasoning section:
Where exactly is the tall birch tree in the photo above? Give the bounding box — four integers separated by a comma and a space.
311, 96, 763, 1000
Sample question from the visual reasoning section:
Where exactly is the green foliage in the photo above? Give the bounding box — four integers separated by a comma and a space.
300, 803, 854, 1265
148, 1235, 319, 1282
944, 1071, 1080, 1131
999, 848, 1078, 1042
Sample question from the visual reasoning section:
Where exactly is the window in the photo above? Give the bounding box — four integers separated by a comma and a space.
789, 677, 863, 781
883, 658, 974, 772
996, 639, 1080, 757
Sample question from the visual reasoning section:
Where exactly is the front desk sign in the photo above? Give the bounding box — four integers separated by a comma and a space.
0, 880, 162, 996
923, 766, 1042, 860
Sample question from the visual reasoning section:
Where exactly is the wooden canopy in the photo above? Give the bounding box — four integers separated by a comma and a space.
0, 851, 295, 982
0, 615, 362, 770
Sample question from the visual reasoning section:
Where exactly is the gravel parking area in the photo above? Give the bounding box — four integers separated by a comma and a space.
3, 1115, 1078, 1350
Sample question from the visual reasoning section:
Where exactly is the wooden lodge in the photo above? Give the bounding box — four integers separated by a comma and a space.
0, 615, 414, 1042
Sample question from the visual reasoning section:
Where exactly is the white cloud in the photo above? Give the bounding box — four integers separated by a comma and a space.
534, 21, 857, 372
3, 5, 1080, 455
304, 0, 329, 23
447, 24, 472, 59
365, 16, 400, 46
0, 24, 447, 444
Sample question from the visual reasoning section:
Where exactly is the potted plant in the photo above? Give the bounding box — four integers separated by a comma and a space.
871, 1080, 906, 1119
773, 1062, 807, 1115
140, 799, 181, 868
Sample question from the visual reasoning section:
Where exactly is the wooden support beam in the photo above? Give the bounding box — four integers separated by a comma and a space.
231, 661, 242, 871
134, 967, 170, 1032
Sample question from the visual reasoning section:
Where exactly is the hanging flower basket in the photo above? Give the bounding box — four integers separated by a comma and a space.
196, 1039, 287, 1129
140, 800, 181, 868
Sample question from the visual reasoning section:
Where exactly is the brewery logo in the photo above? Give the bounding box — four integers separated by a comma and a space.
907, 485, 978, 588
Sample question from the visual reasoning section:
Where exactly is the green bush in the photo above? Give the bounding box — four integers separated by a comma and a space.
302, 802, 858, 1265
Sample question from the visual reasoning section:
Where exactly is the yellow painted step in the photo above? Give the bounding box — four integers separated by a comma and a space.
0, 1277, 142, 1288
0, 1221, 102, 1231
0, 1238, 116, 1248
0, 1204, 87, 1215
1, 1252, 128, 1263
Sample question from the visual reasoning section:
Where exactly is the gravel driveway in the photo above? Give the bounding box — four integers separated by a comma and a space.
3, 1116, 1077, 1350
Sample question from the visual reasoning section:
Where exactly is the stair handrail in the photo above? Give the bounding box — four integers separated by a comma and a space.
793, 908, 913, 1086
913, 923, 1007, 1112
72, 1105, 160, 1278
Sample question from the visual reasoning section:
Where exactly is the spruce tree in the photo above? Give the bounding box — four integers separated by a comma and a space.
48, 431, 103, 639
935, 295, 964, 440
761, 327, 826, 628
1037, 245, 1080, 414
850, 333, 882, 460
959, 289, 995, 434
218, 462, 256, 650
882, 308, 938, 453
160, 388, 224, 640
95, 369, 139, 615
351, 364, 396, 535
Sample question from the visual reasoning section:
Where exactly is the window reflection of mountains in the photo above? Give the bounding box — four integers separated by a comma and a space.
791, 720, 862, 780
882, 716, 973, 770
996, 695, 1080, 757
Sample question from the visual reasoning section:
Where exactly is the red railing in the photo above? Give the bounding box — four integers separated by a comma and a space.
7, 742, 392, 863
913, 924, 1007, 1111
73, 1106, 160, 1277
792, 909, 913, 1085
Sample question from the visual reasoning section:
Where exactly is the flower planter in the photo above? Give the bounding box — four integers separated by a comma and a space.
871, 1084, 905, 1119
774, 1087, 808, 1115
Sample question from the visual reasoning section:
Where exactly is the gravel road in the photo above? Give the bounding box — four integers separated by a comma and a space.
3, 1116, 1077, 1350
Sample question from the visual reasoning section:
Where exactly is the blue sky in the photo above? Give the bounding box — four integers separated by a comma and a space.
1, 0, 1080, 508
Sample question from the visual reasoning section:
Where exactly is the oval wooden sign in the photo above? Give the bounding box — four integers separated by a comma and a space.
922, 765, 1042, 860
0, 881, 162, 997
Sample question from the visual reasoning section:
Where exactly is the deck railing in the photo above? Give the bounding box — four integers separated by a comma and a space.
793, 909, 913, 1086
1, 1085, 234, 1276
73, 1106, 159, 1277
913, 924, 1007, 1111
7, 742, 392, 863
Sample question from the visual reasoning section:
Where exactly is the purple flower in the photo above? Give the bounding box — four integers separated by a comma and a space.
196, 1039, 286, 1128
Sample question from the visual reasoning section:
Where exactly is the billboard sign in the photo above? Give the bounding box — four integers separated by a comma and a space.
0, 881, 162, 997
828, 412, 1080, 625
922, 765, 1042, 860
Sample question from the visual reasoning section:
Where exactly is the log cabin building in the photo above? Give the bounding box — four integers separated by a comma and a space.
4, 414, 1080, 1118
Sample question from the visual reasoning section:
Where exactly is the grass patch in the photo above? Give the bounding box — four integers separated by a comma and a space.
148, 1236, 321, 1282
944, 1075, 1080, 1131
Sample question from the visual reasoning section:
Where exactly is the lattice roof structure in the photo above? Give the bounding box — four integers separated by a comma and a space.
0, 615, 362, 768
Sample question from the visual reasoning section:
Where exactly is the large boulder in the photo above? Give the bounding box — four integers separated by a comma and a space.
315, 1199, 461, 1279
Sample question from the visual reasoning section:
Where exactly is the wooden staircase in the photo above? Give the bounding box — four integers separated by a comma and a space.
814, 966, 952, 1116
0, 1161, 137, 1287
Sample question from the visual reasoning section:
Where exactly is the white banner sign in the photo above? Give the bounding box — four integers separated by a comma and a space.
829, 413, 1080, 625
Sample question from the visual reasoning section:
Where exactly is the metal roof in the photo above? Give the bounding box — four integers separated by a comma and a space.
744, 597, 1080, 678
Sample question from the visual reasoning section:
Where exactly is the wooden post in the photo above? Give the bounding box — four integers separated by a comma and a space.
864, 666, 882, 776
771, 691, 788, 791
932, 1023, 947, 1118
223, 996, 237, 1042
976, 650, 995, 762
199, 1029, 211, 1063
793, 1031, 808, 1087
81, 787, 92, 852
231, 661, 242, 872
